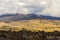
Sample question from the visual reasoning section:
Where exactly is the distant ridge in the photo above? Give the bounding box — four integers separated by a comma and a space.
0, 14, 60, 21
0, 14, 38, 21
40, 15, 60, 20
0, 14, 21, 17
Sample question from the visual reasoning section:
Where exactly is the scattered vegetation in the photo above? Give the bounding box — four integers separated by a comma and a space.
0, 19, 60, 40
0, 19, 60, 32
0, 29, 59, 40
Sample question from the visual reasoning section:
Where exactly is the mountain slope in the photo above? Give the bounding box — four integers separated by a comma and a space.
40, 15, 60, 20
0, 14, 60, 21
0, 14, 60, 32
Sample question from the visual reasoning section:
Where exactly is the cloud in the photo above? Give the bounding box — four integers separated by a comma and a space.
0, 0, 60, 17
0, 0, 48, 15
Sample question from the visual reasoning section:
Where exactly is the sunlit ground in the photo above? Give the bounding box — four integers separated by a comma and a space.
0, 19, 60, 32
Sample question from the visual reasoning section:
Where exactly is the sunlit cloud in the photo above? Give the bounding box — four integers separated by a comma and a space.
15, 2, 26, 6
39, 1, 48, 6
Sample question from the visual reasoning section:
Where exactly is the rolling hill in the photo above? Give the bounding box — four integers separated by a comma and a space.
0, 14, 60, 21
0, 14, 60, 32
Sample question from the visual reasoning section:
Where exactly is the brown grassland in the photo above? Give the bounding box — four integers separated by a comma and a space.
0, 19, 60, 32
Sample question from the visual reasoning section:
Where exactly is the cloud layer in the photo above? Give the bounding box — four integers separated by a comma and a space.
0, 0, 60, 17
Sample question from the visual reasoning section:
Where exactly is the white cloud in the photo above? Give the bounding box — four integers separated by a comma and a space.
0, 0, 60, 17
0, 0, 48, 15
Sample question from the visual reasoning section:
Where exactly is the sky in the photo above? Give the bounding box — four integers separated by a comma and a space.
0, 0, 60, 17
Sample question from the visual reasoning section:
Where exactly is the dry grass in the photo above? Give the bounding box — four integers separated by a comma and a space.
0, 19, 60, 32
